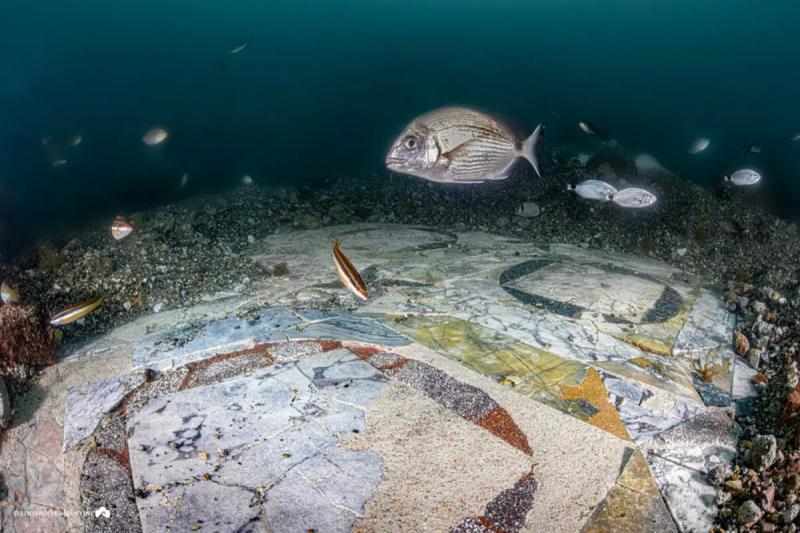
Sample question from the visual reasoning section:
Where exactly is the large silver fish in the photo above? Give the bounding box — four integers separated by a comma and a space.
725, 168, 761, 186
611, 188, 657, 208
385, 107, 543, 183
568, 179, 617, 201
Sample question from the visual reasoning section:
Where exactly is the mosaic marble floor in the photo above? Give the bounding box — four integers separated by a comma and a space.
0, 225, 755, 532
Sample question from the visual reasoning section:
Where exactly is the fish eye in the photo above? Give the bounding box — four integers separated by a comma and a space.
403, 135, 419, 150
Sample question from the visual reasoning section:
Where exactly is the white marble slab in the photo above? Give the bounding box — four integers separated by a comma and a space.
673, 290, 736, 356
507, 261, 666, 323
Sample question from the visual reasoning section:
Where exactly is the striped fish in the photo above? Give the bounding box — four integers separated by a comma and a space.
385, 107, 543, 183
332, 239, 368, 301
111, 216, 133, 240
49, 295, 107, 326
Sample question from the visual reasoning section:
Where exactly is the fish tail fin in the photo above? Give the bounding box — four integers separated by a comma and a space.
566, 183, 575, 191
521, 124, 544, 178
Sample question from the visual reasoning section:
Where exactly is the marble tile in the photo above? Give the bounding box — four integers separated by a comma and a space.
645, 409, 739, 474
445, 278, 650, 364
582, 452, 677, 533
601, 372, 702, 442
504, 261, 667, 323
132, 306, 302, 370
391, 314, 697, 443
293, 311, 410, 346
673, 289, 736, 356
133, 307, 409, 371
732, 356, 759, 400
63, 373, 144, 452
646, 454, 718, 533
643, 409, 739, 532
128, 350, 388, 531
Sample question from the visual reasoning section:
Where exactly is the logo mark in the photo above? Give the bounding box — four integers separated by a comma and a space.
94, 507, 111, 518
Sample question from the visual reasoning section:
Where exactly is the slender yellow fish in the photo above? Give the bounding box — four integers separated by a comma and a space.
49, 295, 107, 326
332, 239, 368, 301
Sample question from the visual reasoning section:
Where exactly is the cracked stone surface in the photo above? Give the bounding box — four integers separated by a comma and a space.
63, 373, 145, 452
128, 350, 387, 531
1, 225, 746, 533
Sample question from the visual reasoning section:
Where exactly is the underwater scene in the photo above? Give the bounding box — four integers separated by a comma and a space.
1, 1, 799, 532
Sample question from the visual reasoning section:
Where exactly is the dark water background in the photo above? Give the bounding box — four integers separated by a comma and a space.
1, 0, 798, 253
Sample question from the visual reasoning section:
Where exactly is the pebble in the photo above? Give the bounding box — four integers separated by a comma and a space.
737, 500, 763, 526
516, 202, 541, 218
247, 235, 255, 244
749, 434, 777, 471
153, 303, 164, 313
708, 465, 730, 487
676, 247, 688, 257
783, 503, 800, 524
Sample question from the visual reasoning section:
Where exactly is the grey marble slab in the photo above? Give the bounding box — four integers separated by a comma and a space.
445, 279, 650, 363
63, 373, 144, 452
128, 350, 387, 531
132, 306, 302, 370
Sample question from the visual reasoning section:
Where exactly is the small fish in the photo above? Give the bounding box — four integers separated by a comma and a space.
1, 280, 19, 304
567, 179, 617, 201
42, 136, 67, 167
724, 168, 761, 186
332, 239, 368, 301
142, 127, 168, 146
386, 107, 544, 183
611, 188, 657, 208
68, 135, 82, 147
180, 173, 189, 189
791, 131, 800, 142
242, 175, 254, 186
111, 216, 133, 240
229, 40, 250, 54
744, 142, 761, 153
49, 295, 107, 326
689, 137, 710, 154
579, 121, 602, 136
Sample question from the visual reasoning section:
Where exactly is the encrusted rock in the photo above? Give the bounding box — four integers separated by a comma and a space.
749, 435, 777, 471
783, 503, 800, 524
737, 500, 763, 526
734, 331, 750, 357
0, 303, 55, 377
0, 376, 10, 429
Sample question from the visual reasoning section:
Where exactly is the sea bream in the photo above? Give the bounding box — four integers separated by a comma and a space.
385, 107, 544, 183
567, 179, 617, 201
611, 188, 657, 208
725, 168, 761, 186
